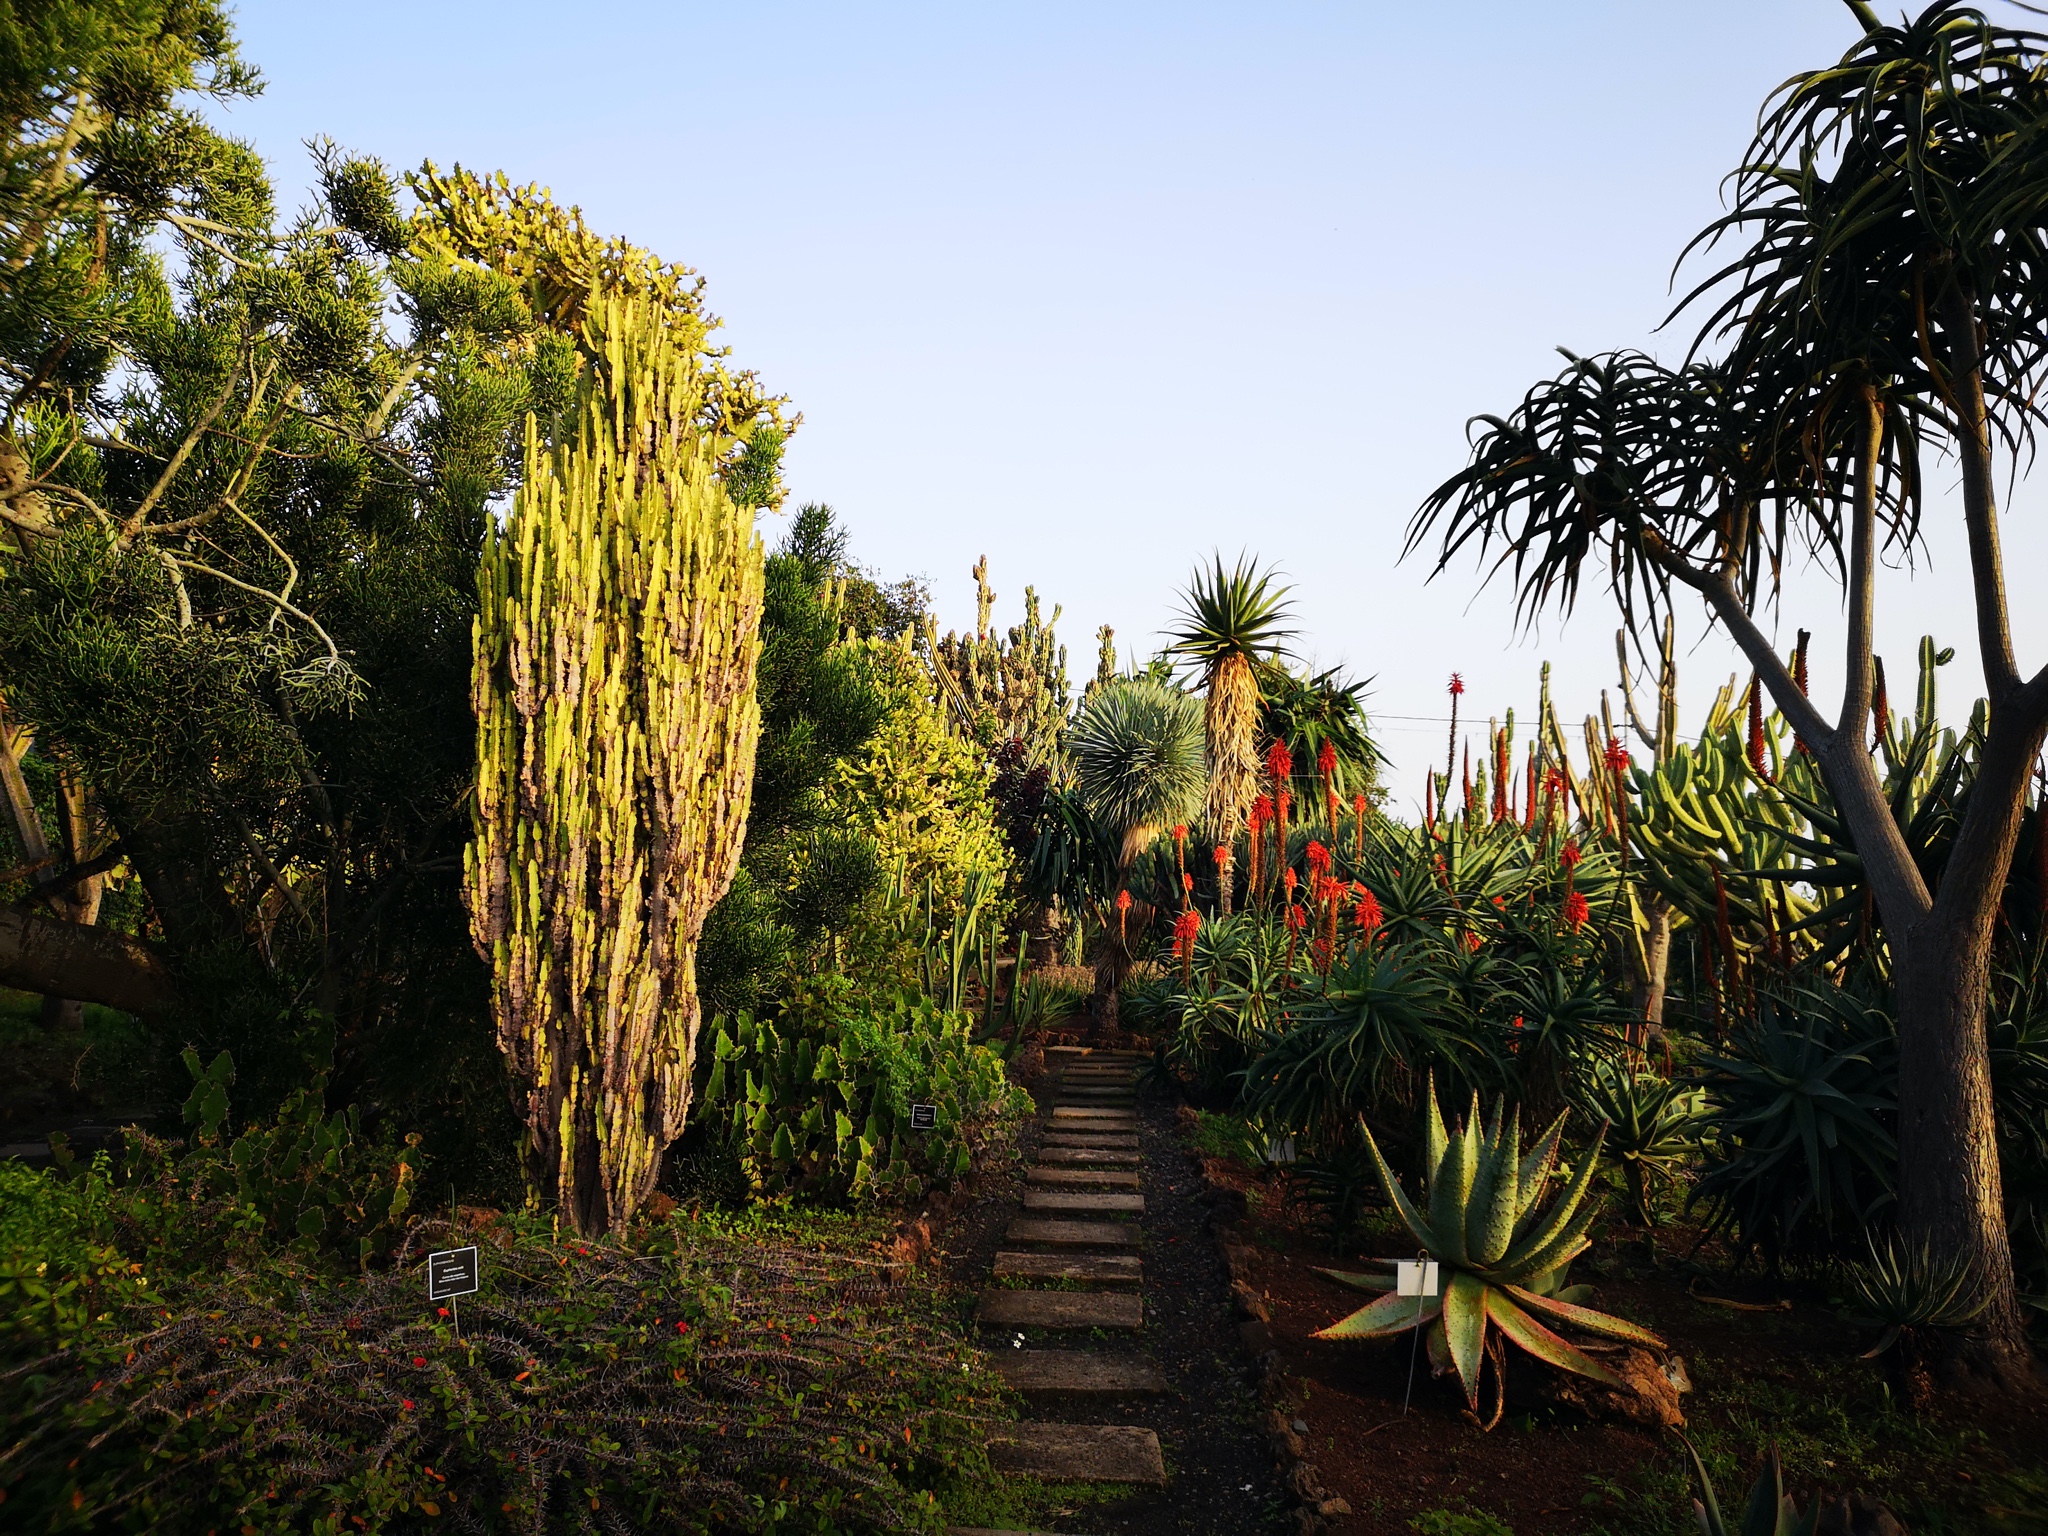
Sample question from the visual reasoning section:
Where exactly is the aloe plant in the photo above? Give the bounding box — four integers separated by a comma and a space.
1574, 1059, 1710, 1226
1313, 1084, 1664, 1426
1683, 1439, 1818, 1536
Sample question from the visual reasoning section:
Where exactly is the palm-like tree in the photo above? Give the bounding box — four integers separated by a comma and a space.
1166, 554, 1296, 913
1068, 677, 1206, 1033
1412, 1, 2048, 1378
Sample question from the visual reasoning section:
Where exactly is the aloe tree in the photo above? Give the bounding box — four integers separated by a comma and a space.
1413, 2, 2048, 1377
1067, 676, 1205, 1033
1166, 555, 1295, 913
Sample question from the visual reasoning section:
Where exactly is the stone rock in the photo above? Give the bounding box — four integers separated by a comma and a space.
1816, 1492, 1911, 1536
1264, 1408, 1305, 1458
1232, 1280, 1271, 1323
1544, 1346, 1687, 1429
1316, 1498, 1353, 1518
1288, 1461, 1328, 1501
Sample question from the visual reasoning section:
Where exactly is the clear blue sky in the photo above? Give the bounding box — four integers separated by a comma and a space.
226, 1, 2048, 806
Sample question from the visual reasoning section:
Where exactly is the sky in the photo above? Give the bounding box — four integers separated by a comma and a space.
223, 1, 2048, 809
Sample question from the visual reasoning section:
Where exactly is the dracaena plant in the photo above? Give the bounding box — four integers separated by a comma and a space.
1313, 1083, 1664, 1428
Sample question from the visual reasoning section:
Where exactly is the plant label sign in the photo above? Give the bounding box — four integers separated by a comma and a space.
909, 1103, 938, 1132
1396, 1259, 1440, 1298
427, 1246, 480, 1302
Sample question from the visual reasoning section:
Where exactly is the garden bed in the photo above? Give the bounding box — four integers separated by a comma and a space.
1196, 1144, 2048, 1535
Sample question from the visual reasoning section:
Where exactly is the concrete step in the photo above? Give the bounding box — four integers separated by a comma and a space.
1027, 1167, 1142, 1190
978, 1288, 1143, 1330
1050, 1107, 1137, 1123
1021, 1189, 1143, 1215
994, 1350, 1169, 1395
987, 1423, 1165, 1485
1041, 1131, 1140, 1151
1037, 1146, 1141, 1166
1005, 1218, 1140, 1247
993, 1250, 1142, 1284
1057, 1089, 1136, 1102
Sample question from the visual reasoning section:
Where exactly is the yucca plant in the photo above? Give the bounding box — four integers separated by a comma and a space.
1683, 1440, 1818, 1536
1314, 1084, 1665, 1428
1575, 1059, 1710, 1226
1165, 553, 1295, 912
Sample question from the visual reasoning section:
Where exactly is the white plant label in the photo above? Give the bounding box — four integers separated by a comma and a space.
1396, 1259, 1440, 1297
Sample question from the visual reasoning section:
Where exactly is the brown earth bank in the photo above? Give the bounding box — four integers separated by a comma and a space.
1192, 1141, 2048, 1536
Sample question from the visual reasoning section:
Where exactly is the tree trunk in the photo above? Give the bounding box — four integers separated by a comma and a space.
38, 765, 103, 1030
1632, 894, 1673, 1031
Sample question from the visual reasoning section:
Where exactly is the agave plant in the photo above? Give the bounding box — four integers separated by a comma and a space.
1683, 1440, 1818, 1536
1574, 1059, 1711, 1226
1841, 1236, 1986, 1411
1314, 1084, 1665, 1428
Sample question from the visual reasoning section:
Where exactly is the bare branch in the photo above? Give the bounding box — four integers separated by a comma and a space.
124, 365, 240, 535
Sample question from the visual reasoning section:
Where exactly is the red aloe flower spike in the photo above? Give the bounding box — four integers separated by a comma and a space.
1251, 793, 1274, 826
1353, 886, 1383, 935
1277, 790, 1292, 823
1266, 739, 1294, 785
1214, 844, 1229, 870
1283, 867, 1298, 896
1317, 739, 1337, 777
1560, 838, 1582, 870
1563, 888, 1590, 931
1449, 673, 1465, 697
1306, 840, 1330, 878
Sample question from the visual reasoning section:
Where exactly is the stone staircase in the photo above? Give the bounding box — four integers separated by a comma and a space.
976, 1048, 1167, 1489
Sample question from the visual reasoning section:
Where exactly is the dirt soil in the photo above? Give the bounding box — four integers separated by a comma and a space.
1206, 1151, 2048, 1536
933, 1050, 1291, 1535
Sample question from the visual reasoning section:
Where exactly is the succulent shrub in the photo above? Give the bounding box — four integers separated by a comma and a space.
1314, 1084, 1664, 1428
1574, 1059, 1710, 1226
1841, 1236, 1987, 1410
707, 979, 1028, 1203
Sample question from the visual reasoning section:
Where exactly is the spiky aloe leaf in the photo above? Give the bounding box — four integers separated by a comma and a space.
1515, 1109, 1569, 1220
1484, 1286, 1626, 1390
1504, 1285, 1666, 1349
1499, 1124, 1607, 1271
1358, 1118, 1438, 1253
1429, 1102, 1481, 1265
1314, 1289, 1442, 1339
1424, 1076, 1449, 1185
1311, 1266, 1395, 1293
1495, 1199, 1596, 1287
1442, 1270, 1488, 1407
1467, 1103, 1523, 1266
1682, 1434, 1730, 1536
1425, 1312, 1451, 1373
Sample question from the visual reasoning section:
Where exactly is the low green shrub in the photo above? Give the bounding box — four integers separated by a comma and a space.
2, 1210, 1006, 1533
708, 975, 1029, 1203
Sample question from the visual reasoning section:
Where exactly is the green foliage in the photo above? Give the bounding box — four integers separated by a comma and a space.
707, 977, 1029, 1204
170, 1047, 420, 1266
1, 1211, 1003, 1534
1684, 1440, 1820, 1536
827, 638, 1009, 922
1316, 1083, 1663, 1418
1412, 1511, 1516, 1536
931, 555, 1070, 765
0, 1153, 151, 1356
1573, 1059, 1710, 1226
1691, 982, 1898, 1264
1841, 1238, 1987, 1358
1257, 660, 1386, 804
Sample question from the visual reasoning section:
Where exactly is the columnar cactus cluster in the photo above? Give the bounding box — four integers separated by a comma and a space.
930, 556, 1070, 760
466, 290, 765, 1236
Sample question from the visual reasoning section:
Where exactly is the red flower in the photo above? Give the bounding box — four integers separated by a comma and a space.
1449, 673, 1466, 698
1250, 793, 1274, 828
413, 1356, 427, 1367
1283, 868, 1298, 895
1352, 793, 1368, 815
1173, 823, 1187, 845
1560, 838, 1582, 870
1563, 889, 1590, 930
1603, 734, 1630, 777
1353, 888, 1383, 934
1277, 790, 1293, 822
402, 1398, 415, 1410
1317, 740, 1337, 776
1181, 871, 1194, 893
1267, 740, 1294, 782
1463, 931, 1482, 952
1285, 905, 1309, 932
677, 1320, 690, 1334
1305, 840, 1331, 878
1173, 907, 1201, 953
1213, 844, 1230, 870
1115, 890, 1132, 913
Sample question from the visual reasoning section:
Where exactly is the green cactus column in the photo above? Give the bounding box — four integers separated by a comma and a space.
466, 290, 765, 1236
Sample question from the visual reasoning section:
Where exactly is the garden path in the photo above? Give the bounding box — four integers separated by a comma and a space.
948, 1047, 1285, 1536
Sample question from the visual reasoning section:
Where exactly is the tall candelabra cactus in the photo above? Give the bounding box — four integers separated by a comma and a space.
466, 290, 765, 1236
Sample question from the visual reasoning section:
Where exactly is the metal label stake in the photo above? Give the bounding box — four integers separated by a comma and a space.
1397, 1254, 1440, 1416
